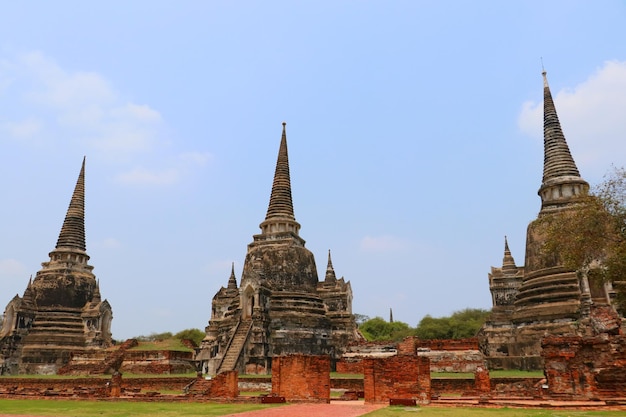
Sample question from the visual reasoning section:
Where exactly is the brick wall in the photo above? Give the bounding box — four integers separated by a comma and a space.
336, 359, 363, 374
271, 355, 330, 402
0, 376, 195, 397
363, 355, 431, 404
542, 334, 626, 399
207, 371, 239, 398
397, 337, 479, 354
330, 378, 363, 391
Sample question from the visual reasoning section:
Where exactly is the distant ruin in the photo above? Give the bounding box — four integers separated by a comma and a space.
0, 159, 113, 375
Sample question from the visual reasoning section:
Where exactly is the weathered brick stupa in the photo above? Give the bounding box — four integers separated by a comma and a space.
479, 71, 619, 370
197, 123, 359, 375
0, 158, 113, 375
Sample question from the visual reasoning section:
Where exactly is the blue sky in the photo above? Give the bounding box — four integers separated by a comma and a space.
1, 1, 626, 340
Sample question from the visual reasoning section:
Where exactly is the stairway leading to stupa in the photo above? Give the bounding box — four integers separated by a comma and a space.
217, 318, 252, 373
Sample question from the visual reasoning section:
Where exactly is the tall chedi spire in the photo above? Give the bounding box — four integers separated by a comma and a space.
56, 156, 87, 252
35, 158, 94, 307
512, 70, 590, 323
266, 122, 295, 221
538, 71, 589, 214
258, 122, 302, 240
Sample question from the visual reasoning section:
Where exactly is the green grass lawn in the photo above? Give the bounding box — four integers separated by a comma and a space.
1, 399, 624, 417
363, 406, 626, 417
0, 399, 280, 417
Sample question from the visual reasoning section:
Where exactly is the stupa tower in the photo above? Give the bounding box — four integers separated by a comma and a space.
198, 123, 357, 375
0, 158, 113, 374
512, 71, 589, 325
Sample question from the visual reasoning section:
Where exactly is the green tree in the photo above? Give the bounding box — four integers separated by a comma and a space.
174, 328, 205, 346
414, 308, 489, 340
353, 313, 370, 326
539, 167, 626, 314
359, 317, 413, 341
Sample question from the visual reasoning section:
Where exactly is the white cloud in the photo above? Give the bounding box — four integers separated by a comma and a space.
2, 51, 212, 187
518, 60, 626, 180
2, 51, 163, 155
359, 235, 410, 252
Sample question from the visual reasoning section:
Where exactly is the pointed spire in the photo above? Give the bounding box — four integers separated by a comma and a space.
227, 262, 238, 290
389, 308, 394, 323
541, 71, 581, 182
55, 157, 86, 252
257, 123, 302, 240
265, 122, 295, 221
502, 236, 518, 273
92, 279, 102, 302
537, 71, 589, 213
325, 250, 337, 283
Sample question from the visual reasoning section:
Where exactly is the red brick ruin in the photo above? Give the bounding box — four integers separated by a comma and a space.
363, 355, 431, 404
271, 355, 330, 403
2, 75, 626, 411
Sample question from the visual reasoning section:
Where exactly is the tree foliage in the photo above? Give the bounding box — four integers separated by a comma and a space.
359, 317, 413, 341
539, 167, 626, 313
359, 308, 490, 341
174, 328, 206, 346
353, 313, 370, 326
414, 308, 490, 340
133, 329, 206, 346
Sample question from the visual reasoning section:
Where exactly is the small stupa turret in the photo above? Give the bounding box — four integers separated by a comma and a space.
227, 262, 238, 290
325, 250, 337, 284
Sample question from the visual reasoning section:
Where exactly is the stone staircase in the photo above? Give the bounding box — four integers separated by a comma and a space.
217, 318, 252, 373
57, 338, 138, 375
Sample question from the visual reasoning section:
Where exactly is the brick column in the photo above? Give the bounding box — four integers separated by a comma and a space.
363, 355, 431, 404
271, 355, 330, 403
109, 371, 122, 397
